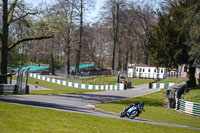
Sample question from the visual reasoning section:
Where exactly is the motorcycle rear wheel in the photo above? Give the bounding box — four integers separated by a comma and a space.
120, 111, 126, 117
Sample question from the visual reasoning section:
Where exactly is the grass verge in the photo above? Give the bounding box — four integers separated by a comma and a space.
0, 101, 199, 133
12, 75, 153, 95
157, 78, 188, 83
157, 78, 200, 103
45, 75, 154, 87
12, 76, 101, 95
95, 89, 200, 128
182, 86, 200, 103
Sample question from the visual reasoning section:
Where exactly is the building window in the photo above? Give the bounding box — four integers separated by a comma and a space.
157, 69, 160, 73
136, 68, 138, 72
161, 69, 163, 73
148, 69, 150, 73
139, 68, 142, 72
143, 68, 145, 72
154, 69, 156, 73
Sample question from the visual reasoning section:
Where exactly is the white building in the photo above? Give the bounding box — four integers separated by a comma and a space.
128, 65, 167, 79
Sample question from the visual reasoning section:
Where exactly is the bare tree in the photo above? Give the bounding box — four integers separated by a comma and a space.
54, 0, 80, 75
0, 0, 53, 83
101, 0, 127, 75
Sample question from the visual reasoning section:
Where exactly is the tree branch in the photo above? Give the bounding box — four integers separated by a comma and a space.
8, 35, 54, 51
12, 12, 38, 24
7, 0, 18, 25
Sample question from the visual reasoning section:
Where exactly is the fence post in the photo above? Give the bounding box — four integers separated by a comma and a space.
149, 82, 152, 89
175, 98, 179, 110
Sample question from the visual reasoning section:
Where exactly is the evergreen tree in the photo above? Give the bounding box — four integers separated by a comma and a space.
148, 0, 200, 87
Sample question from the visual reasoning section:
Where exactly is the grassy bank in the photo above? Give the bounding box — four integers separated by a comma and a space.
0, 101, 198, 133
157, 78, 188, 83
182, 87, 200, 103
12, 75, 153, 95
157, 78, 200, 103
43, 75, 154, 87
12, 76, 101, 95
95, 89, 200, 128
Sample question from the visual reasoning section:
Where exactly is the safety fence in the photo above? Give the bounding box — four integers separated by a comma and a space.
176, 98, 200, 116
0, 68, 30, 95
16, 68, 30, 94
29, 73, 125, 91
12, 64, 49, 73
149, 82, 176, 89
0, 84, 16, 94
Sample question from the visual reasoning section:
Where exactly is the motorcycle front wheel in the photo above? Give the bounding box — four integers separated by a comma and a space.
129, 111, 138, 119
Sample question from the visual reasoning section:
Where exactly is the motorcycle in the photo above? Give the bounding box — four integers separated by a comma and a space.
120, 102, 144, 119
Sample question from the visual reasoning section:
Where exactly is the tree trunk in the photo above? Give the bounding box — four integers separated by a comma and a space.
75, 0, 83, 75
144, 48, 149, 65
1, 0, 9, 83
51, 53, 55, 75
124, 50, 129, 71
111, 2, 119, 75
66, 29, 71, 75
117, 46, 121, 70
66, 8, 73, 75
188, 66, 196, 87
67, 48, 70, 75
129, 48, 133, 64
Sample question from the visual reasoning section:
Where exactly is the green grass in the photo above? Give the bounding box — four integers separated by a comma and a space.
83, 76, 117, 85
130, 78, 154, 86
182, 87, 200, 103
63, 76, 154, 87
0, 101, 199, 133
13, 75, 152, 95
27, 76, 153, 94
53, 76, 114, 85
157, 78, 188, 83
13, 76, 101, 95
95, 89, 200, 128
157, 78, 200, 103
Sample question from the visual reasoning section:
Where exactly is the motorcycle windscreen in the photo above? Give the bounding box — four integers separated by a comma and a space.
127, 107, 137, 116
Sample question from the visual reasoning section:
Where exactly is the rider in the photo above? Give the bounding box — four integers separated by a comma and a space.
137, 102, 144, 113
125, 102, 144, 112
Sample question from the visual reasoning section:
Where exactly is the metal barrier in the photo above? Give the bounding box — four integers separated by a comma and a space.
16, 68, 30, 94
176, 98, 200, 116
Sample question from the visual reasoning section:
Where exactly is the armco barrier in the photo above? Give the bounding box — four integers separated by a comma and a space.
29, 73, 125, 91
149, 82, 176, 89
0, 84, 16, 94
176, 98, 200, 116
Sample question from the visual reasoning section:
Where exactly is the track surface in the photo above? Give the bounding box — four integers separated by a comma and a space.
0, 84, 199, 130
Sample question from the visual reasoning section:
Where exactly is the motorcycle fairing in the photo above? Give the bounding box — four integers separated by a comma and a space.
127, 106, 137, 116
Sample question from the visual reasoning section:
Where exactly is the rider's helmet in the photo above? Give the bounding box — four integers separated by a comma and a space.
141, 102, 144, 107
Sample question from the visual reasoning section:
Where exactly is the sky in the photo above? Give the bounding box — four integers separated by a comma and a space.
24, 0, 163, 23
24, 0, 106, 23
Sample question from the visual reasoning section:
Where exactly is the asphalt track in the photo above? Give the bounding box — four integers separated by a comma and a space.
0, 84, 200, 130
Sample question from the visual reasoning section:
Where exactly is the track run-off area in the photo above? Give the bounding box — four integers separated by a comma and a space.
0, 84, 200, 131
